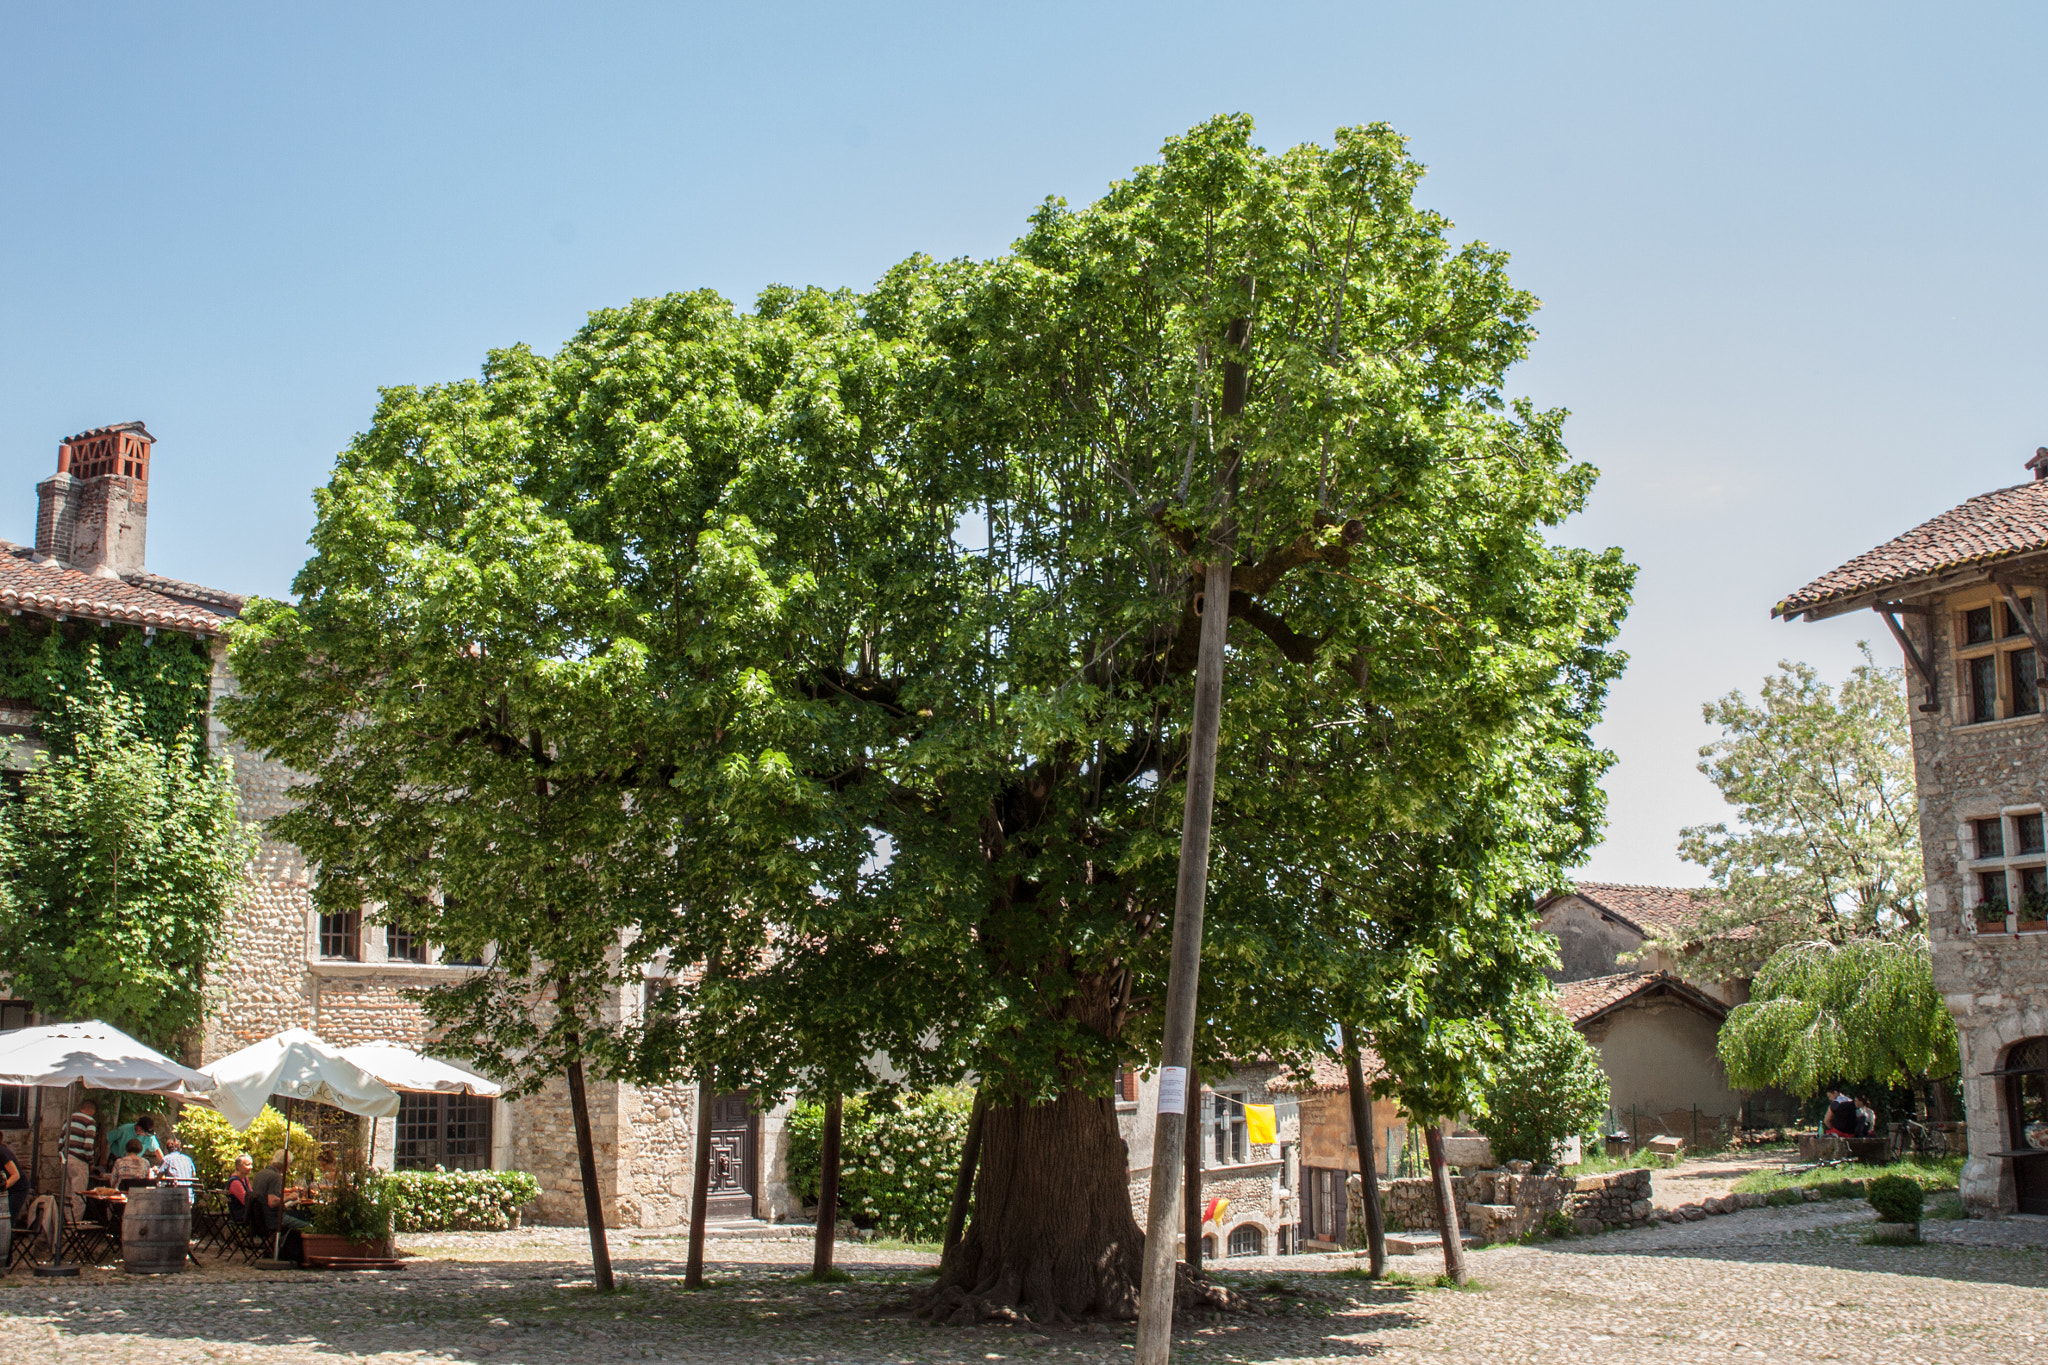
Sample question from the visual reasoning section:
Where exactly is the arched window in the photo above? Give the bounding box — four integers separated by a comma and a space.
1199, 1234, 1215, 1259
1227, 1223, 1264, 1257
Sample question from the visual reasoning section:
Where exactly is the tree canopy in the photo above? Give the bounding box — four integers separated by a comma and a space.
1718, 935, 1957, 1094
0, 667, 253, 1050
224, 113, 1631, 1320
1664, 652, 1920, 975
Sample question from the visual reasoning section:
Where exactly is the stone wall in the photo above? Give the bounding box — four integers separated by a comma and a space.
1366, 1165, 1654, 1240
1893, 586, 2048, 1217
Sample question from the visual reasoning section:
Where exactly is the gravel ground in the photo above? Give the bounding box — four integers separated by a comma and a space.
1649, 1148, 1794, 1209
3, 1200, 2043, 1364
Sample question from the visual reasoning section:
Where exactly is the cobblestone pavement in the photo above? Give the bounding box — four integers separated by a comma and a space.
3, 1200, 2043, 1364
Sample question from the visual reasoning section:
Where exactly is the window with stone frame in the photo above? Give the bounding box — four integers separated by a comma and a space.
1211, 1090, 1248, 1166
385, 922, 427, 963
1958, 594, 2045, 724
1227, 1223, 1264, 1256
318, 908, 360, 960
394, 1091, 493, 1170
1967, 809, 2048, 927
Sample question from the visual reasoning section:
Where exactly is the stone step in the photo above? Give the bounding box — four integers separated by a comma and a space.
1382, 1230, 1484, 1256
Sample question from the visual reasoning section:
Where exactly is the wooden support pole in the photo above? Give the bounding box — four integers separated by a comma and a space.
1875, 607, 1940, 711
1340, 1023, 1386, 1276
1423, 1123, 1468, 1286
684, 1074, 714, 1289
564, 1053, 616, 1293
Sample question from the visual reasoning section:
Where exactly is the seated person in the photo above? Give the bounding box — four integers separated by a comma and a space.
158, 1135, 199, 1203
226, 1154, 256, 1223
249, 1151, 312, 1260
1823, 1086, 1861, 1138
111, 1138, 154, 1187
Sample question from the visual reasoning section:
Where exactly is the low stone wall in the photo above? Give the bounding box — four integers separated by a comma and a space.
1360, 1165, 1656, 1241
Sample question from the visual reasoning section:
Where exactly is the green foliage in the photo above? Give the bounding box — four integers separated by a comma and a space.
1732, 1156, 1959, 1198
1472, 1002, 1612, 1165
173, 1103, 321, 1185
1670, 654, 1921, 974
311, 1157, 399, 1244
1867, 1173, 1925, 1224
784, 1090, 971, 1241
0, 617, 213, 758
0, 671, 255, 1048
1718, 936, 1958, 1093
383, 1168, 540, 1231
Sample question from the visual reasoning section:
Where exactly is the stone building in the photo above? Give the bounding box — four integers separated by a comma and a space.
1266, 1054, 1411, 1249
1560, 971, 1739, 1143
1, 424, 795, 1229
1536, 882, 1743, 1006
1115, 1062, 1304, 1258
1775, 446, 2048, 1217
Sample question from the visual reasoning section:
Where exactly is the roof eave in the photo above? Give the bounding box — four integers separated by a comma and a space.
1775, 547, 2048, 623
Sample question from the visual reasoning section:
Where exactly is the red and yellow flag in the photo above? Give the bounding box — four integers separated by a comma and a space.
1202, 1195, 1231, 1225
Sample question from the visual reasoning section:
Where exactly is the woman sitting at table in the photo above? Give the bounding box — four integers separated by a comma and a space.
226, 1154, 256, 1222
111, 1138, 154, 1187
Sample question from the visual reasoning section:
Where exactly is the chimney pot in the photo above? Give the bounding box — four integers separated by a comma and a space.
37, 422, 152, 574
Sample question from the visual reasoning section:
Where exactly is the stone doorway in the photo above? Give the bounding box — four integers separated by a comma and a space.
2004, 1038, 2048, 1215
705, 1092, 757, 1221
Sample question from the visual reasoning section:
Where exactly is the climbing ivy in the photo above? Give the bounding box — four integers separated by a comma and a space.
0, 616, 213, 756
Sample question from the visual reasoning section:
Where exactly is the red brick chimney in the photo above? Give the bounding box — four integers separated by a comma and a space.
36, 422, 153, 576
2030, 447, 2048, 482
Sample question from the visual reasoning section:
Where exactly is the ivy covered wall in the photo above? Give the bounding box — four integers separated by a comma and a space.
0, 615, 214, 756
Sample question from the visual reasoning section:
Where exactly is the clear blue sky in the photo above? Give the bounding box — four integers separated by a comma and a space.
5, 2, 2043, 885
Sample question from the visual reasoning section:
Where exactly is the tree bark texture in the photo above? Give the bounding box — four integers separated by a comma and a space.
684, 1074, 715, 1289
564, 1054, 616, 1293
1423, 1123, 1468, 1285
941, 1088, 986, 1272
812, 1094, 844, 1277
1339, 1024, 1386, 1276
1183, 1068, 1202, 1273
919, 1088, 1146, 1324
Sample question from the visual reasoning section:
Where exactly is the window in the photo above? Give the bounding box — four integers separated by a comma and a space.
1227, 1223, 1265, 1257
0, 1000, 29, 1124
318, 909, 360, 960
385, 923, 426, 963
1212, 1091, 1246, 1166
1278, 1141, 1292, 1189
1969, 808, 2048, 931
1959, 594, 2044, 723
394, 1091, 492, 1170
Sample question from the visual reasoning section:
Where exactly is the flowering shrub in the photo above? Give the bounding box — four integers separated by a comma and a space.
785, 1089, 972, 1243
382, 1168, 541, 1231
174, 1103, 321, 1185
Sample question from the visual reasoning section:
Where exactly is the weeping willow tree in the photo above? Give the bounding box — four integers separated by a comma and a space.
1718, 936, 1957, 1108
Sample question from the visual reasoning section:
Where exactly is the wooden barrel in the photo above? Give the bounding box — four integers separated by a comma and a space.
121, 1187, 191, 1275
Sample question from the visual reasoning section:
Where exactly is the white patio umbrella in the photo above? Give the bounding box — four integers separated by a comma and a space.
0, 1019, 217, 1277
199, 1028, 401, 1131
338, 1042, 503, 1098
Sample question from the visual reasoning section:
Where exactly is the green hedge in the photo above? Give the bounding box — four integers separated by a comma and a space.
785, 1089, 972, 1242
382, 1169, 540, 1232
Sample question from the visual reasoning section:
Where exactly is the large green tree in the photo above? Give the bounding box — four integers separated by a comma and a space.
0, 667, 254, 1051
226, 114, 1629, 1322
1665, 652, 1921, 975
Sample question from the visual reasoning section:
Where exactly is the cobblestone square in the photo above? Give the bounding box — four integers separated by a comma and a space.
3, 1199, 2043, 1364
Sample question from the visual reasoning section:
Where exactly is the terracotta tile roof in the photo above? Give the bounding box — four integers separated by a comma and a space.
0, 542, 236, 635
1557, 971, 1728, 1026
122, 571, 246, 616
1267, 1048, 1386, 1095
1775, 477, 2048, 618
1564, 882, 1723, 938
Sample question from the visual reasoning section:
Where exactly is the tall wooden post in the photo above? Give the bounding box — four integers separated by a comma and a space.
1339, 1024, 1386, 1276
811, 1094, 844, 1277
1134, 307, 1248, 1365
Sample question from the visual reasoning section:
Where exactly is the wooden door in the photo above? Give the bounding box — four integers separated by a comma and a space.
706, 1092, 756, 1220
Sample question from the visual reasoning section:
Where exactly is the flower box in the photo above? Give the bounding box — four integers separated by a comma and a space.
1975, 903, 2010, 934
300, 1233, 393, 1266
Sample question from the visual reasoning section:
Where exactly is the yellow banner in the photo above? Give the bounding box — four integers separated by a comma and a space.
1245, 1103, 1277, 1145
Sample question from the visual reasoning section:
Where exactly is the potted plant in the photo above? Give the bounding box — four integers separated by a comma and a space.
1865, 1173, 1923, 1244
2017, 887, 2048, 935
302, 1145, 397, 1263
1974, 896, 2010, 935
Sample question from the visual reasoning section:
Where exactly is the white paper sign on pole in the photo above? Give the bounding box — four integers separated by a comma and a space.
1156, 1065, 1188, 1115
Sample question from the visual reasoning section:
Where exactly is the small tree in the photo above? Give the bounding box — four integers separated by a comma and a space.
1473, 1000, 1610, 1166
1718, 936, 1958, 1106
0, 672, 253, 1051
1665, 654, 1920, 976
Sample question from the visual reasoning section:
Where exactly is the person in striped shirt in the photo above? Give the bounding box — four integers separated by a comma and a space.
63, 1098, 97, 1216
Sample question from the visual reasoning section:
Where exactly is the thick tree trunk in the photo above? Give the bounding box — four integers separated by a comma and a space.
919, 1088, 1147, 1324
812, 1094, 843, 1277
564, 1055, 616, 1293
1423, 1124, 1468, 1286
1339, 1024, 1386, 1276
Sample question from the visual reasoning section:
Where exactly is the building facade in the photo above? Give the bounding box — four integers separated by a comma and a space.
1776, 447, 2048, 1216
2, 424, 796, 1229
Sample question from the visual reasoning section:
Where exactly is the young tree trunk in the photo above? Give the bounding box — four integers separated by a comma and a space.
563, 1055, 616, 1293
1422, 1123, 1468, 1286
918, 1088, 1147, 1325
684, 1074, 715, 1289
1183, 1066, 1202, 1275
812, 1094, 844, 1277
940, 1089, 986, 1271
1339, 1024, 1386, 1276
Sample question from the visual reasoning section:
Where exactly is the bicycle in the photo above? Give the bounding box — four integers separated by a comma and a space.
1901, 1117, 1949, 1160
